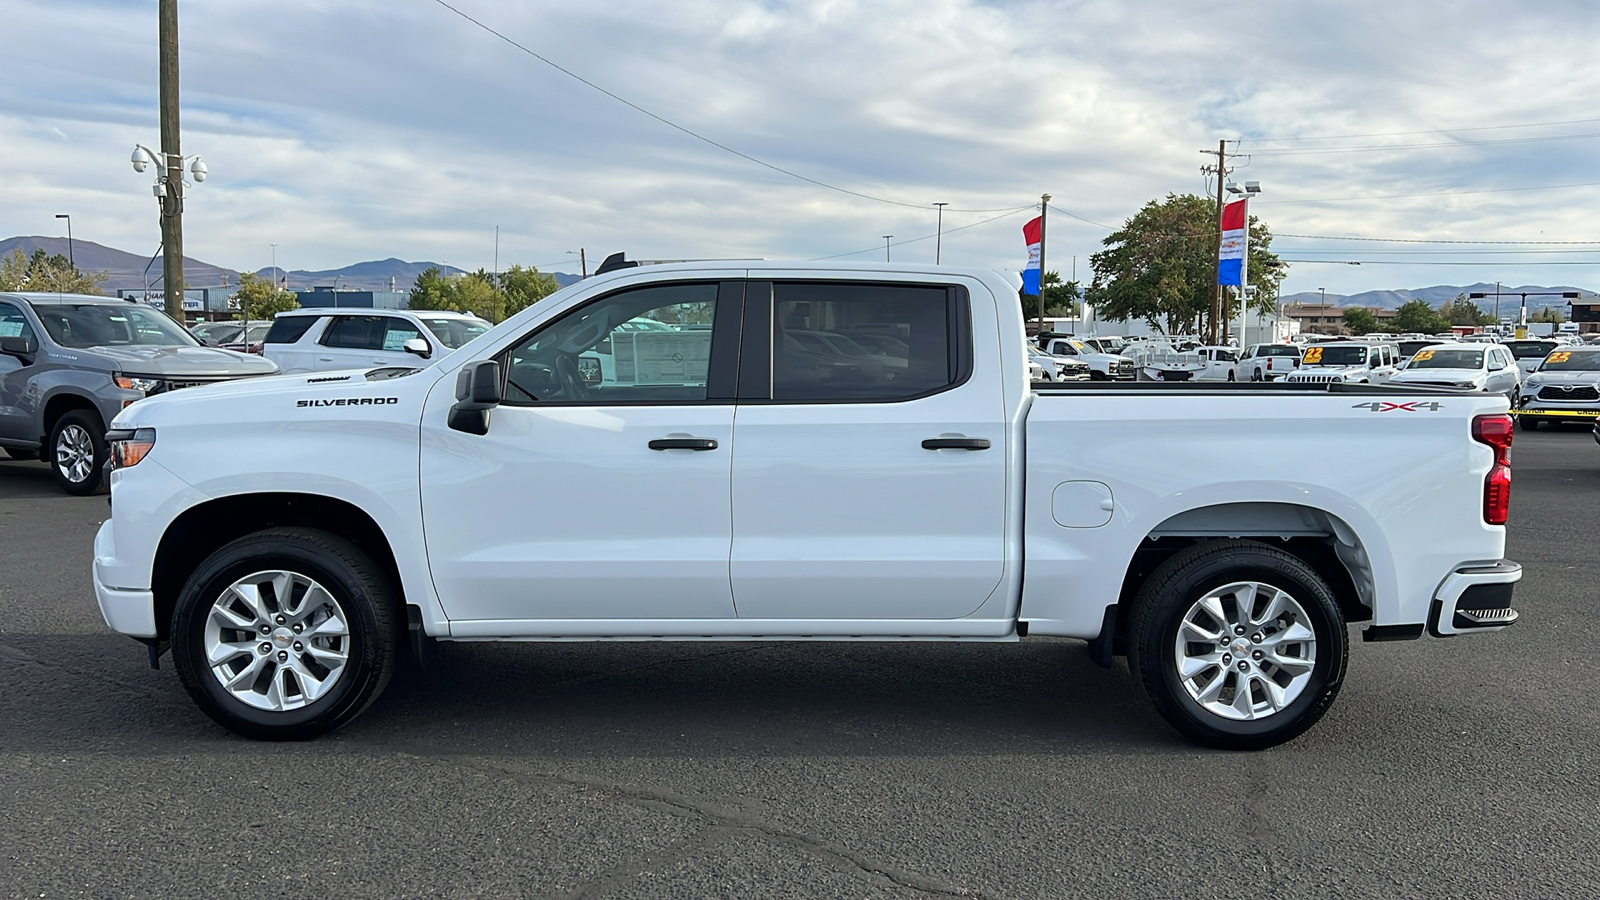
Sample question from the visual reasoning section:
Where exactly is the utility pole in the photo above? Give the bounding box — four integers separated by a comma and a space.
933, 202, 948, 264
1201, 140, 1234, 344
158, 0, 185, 325
1038, 193, 1050, 331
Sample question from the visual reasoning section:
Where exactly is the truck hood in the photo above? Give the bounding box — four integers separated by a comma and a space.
111, 366, 437, 429
1524, 370, 1600, 387
1390, 368, 1484, 385
87, 344, 280, 377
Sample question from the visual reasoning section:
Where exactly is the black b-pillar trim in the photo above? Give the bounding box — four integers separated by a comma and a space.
737, 281, 774, 401
705, 280, 746, 401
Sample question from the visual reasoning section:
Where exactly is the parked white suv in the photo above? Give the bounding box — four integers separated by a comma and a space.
263, 308, 491, 374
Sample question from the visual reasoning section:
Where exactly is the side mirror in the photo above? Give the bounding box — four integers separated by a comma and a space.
403, 337, 432, 359
448, 360, 502, 435
0, 335, 36, 362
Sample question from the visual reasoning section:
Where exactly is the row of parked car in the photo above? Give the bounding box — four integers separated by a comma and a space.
0, 292, 492, 494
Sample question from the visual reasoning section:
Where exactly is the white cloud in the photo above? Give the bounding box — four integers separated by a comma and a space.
1, 0, 1598, 295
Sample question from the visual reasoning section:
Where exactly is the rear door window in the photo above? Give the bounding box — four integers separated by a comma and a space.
264, 316, 320, 344
762, 282, 967, 402
319, 316, 386, 351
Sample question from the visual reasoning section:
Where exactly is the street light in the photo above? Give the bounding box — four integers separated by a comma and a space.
933, 203, 949, 264
130, 143, 207, 323
54, 214, 73, 269
882, 235, 893, 262
1230, 182, 1261, 345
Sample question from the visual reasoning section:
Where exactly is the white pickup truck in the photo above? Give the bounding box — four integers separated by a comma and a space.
92, 261, 1522, 749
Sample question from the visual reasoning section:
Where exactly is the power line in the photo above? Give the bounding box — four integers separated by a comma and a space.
1045, 203, 1114, 230
811, 206, 1033, 260
1248, 131, 1600, 156
1280, 259, 1600, 266
1275, 232, 1600, 245
428, 0, 1024, 213
1246, 116, 1600, 143
1256, 181, 1600, 205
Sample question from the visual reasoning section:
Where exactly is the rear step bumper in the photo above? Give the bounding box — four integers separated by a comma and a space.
1428, 560, 1522, 637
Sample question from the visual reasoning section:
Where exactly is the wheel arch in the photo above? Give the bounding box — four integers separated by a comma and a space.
1111, 502, 1377, 652
41, 391, 102, 443
150, 492, 406, 641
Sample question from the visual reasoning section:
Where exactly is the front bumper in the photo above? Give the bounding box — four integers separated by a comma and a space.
1427, 560, 1522, 637
93, 519, 158, 638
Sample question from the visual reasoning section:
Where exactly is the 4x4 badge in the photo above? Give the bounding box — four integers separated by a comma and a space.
1351, 401, 1444, 412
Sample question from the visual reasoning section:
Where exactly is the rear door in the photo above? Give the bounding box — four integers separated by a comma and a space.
0, 301, 40, 442
728, 277, 1008, 620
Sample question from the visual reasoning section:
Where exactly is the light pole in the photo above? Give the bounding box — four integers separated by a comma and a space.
882, 235, 893, 262
933, 202, 948, 264
54, 214, 74, 269
271, 243, 278, 290
131, 143, 206, 323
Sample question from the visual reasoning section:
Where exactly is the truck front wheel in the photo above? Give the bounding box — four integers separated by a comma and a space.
171, 528, 400, 740
50, 409, 108, 495
1128, 540, 1347, 750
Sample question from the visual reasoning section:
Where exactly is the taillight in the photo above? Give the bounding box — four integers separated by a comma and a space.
1471, 414, 1513, 525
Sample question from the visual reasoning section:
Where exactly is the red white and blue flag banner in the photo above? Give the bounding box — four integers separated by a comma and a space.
1021, 216, 1042, 295
1217, 199, 1247, 286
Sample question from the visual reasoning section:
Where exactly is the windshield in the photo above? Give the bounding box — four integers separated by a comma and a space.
35, 304, 199, 348
1503, 341, 1559, 360
1088, 338, 1126, 353
1407, 348, 1484, 370
1537, 350, 1600, 372
1301, 345, 1367, 366
417, 317, 491, 349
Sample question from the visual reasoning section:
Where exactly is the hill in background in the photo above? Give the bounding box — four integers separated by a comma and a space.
1281, 283, 1595, 315
0, 236, 580, 294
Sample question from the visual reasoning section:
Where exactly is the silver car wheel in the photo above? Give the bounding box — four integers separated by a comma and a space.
203, 569, 351, 712
1174, 581, 1316, 721
54, 423, 94, 484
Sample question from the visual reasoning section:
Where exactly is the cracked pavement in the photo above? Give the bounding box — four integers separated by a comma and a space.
3, 429, 1599, 898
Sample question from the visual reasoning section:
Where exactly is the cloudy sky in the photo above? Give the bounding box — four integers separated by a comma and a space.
4, 0, 1600, 297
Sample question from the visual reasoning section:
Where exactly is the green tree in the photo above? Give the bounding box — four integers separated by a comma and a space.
233, 271, 299, 320
1021, 271, 1082, 322
0, 248, 109, 294
1531, 306, 1564, 324
1442, 294, 1494, 327
407, 266, 454, 312
1342, 307, 1378, 335
1087, 193, 1283, 334
501, 264, 560, 318
1393, 298, 1448, 334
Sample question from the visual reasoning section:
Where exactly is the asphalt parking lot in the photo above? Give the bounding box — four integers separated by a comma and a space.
3, 429, 1599, 900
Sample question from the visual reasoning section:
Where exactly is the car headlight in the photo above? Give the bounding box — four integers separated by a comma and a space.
113, 374, 163, 393
106, 427, 156, 469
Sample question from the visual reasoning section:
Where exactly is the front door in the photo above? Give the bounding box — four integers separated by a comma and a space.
729, 278, 1009, 620
0, 301, 39, 443
420, 280, 743, 624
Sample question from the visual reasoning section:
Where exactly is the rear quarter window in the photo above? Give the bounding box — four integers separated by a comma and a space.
264, 316, 320, 344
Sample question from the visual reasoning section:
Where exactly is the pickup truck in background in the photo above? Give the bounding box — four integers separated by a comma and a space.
92, 261, 1521, 749
1236, 343, 1302, 381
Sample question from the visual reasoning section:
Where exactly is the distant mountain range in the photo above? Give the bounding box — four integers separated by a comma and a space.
1281, 283, 1596, 313
0, 236, 582, 294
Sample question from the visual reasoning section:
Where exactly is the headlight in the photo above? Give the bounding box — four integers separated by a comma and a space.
113, 374, 163, 393
106, 428, 156, 469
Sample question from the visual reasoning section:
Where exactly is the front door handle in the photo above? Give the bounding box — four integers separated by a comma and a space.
649, 437, 719, 451
922, 437, 991, 450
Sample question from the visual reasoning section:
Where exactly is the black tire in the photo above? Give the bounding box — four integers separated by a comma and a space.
49, 409, 108, 495
1250, 369, 1264, 382
1518, 415, 1539, 432
1128, 539, 1348, 750
171, 528, 400, 740
1227, 371, 1236, 382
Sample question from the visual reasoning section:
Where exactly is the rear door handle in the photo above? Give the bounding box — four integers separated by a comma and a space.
922, 437, 991, 450
649, 437, 719, 451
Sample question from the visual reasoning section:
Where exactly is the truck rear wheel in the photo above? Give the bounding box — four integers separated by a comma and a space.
1128, 539, 1347, 750
171, 528, 400, 740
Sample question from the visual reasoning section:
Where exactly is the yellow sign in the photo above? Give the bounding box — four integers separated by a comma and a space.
1302, 347, 1323, 364
1547, 351, 1572, 364
1412, 350, 1436, 362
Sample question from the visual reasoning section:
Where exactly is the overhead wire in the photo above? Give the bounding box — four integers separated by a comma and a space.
1248, 132, 1600, 156
1245, 116, 1600, 143
811, 206, 1035, 260
427, 0, 1026, 213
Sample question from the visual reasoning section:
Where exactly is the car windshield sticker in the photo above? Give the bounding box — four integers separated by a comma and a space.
1412, 350, 1436, 362
1303, 347, 1323, 364
1547, 351, 1572, 364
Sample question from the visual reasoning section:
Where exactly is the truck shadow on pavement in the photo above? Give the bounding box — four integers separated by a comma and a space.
2, 634, 1193, 755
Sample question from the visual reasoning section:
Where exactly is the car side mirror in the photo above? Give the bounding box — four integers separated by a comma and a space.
0, 335, 35, 362
403, 337, 432, 359
448, 359, 501, 435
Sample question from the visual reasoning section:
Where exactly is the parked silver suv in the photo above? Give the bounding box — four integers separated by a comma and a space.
0, 293, 278, 494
